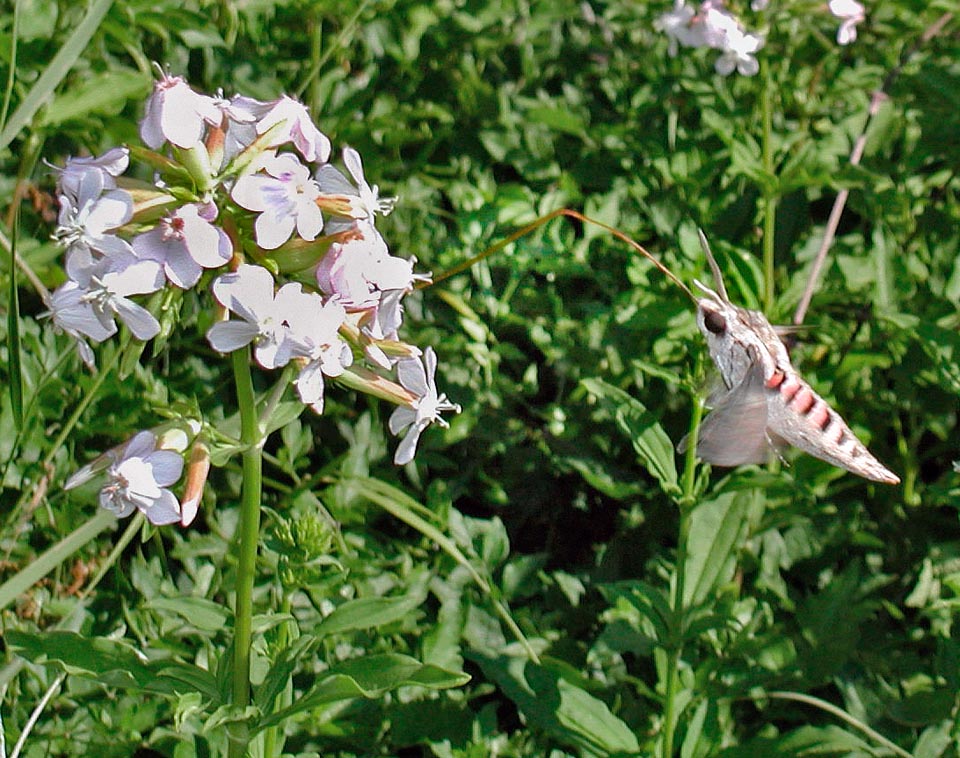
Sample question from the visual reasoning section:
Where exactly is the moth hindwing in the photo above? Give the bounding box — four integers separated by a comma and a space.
683, 235, 899, 485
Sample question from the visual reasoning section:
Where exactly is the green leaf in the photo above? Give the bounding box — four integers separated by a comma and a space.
716, 725, 872, 757
581, 377, 680, 497
146, 597, 232, 633
471, 653, 640, 757
6, 631, 218, 699
40, 68, 151, 126
315, 590, 428, 637
257, 654, 470, 732
683, 490, 752, 607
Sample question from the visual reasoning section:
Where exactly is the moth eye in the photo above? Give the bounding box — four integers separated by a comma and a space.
703, 311, 727, 335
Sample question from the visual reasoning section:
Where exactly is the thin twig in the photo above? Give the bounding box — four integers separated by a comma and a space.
792, 11, 954, 326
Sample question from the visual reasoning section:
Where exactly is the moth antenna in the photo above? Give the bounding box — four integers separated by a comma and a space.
697, 229, 729, 303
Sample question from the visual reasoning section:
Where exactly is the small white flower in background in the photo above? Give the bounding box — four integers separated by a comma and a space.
389, 348, 461, 465
654, 0, 763, 76
828, 0, 865, 45
140, 72, 222, 150
316, 147, 397, 231
48, 255, 164, 343
750, 0, 769, 10
207, 263, 301, 369
231, 152, 325, 250
284, 288, 353, 414
714, 25, 764, 76
655, 1, 700, 55
254, 95, 332, 164
93, 431, 184, 525
132, 203, 232, 289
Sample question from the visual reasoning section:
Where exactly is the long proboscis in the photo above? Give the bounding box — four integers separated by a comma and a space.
421, 208, 696, 303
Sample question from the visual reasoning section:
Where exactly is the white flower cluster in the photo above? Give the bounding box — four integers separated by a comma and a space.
654, 0, 866, 76
655, 0, 765, 76
55, 72, 459, 525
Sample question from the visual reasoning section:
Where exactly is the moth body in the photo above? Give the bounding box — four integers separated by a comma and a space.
691, 280, 900, 485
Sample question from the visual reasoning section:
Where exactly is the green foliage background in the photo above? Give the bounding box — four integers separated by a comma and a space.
1, 0, 958, 755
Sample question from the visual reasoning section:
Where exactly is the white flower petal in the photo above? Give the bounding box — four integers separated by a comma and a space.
207, 320, 260, 352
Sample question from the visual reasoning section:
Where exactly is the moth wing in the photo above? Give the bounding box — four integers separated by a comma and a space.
682, 361, 772, 466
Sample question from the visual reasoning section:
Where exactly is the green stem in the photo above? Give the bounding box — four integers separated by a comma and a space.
228, 347, 263, 758
661, 387, 705, 758
760, 65, 777, 313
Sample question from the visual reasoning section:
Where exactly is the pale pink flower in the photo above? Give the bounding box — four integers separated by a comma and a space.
132, 203, 232, 289
828, 0, 865, 45
254, 95, 331, 164
207, 263, 299, 369
140, 73, 222, 149
389, 348, 460, 465
231, 153, 325, 249
74, 431, 184, 525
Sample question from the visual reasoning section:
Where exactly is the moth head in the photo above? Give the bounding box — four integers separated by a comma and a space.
693, 279, 747, 352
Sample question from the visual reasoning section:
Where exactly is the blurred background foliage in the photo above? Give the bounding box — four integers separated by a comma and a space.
1, 0, 959, 755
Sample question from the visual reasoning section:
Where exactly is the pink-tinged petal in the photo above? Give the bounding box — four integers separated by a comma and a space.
183, 216, 231, 268
125, 431, 158, 458
140, 92, 165, 149
393, 423, 425, 465
295, 362, 325, 411
115, 299, 161, 341
145, 490, 182, 525
93, 234, 136, 259
86, 190, 133, 233
163, 247, 203, 289
369, 256, 414, 291
100, 488, 136, 517
207, 320, 260, 352
108, 260, 164, 297
159, 82, 219, 148
211, 264, 275, 319
254, 210, 296, 250
423, 347, 438, 384
294, 201, 324, 241
389, 406, 417, 435
397, 357, 429, 397
131, 227, 167, 263
343, 147, 364, 186
254, 335, 293, 370
315, 163, 355, 196
146, 450, 185, 487
231, 173, 274, 212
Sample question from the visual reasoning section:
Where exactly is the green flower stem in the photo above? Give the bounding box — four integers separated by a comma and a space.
228, 347, 264, 758
661, 384, 706, 758
760, 66, 777, 313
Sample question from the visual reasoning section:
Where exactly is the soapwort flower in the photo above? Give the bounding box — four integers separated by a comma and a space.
653, 1, 763, 76
254, 95, 332, 164
231, 152, 325, 250
207, 263, 302, 369
132, 203, 232, 289
828, 0, 865, 45
284, 288, 353, 414
316, 147, 397, 231
54, 164, 135, 265
66, 430, 184, 525
389, 348, 461, 465
47, 255, 164, 344
140, 72, 222, 150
